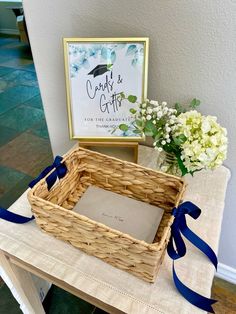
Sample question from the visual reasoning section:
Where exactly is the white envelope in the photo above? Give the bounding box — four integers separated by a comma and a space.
73, 186, 164, 243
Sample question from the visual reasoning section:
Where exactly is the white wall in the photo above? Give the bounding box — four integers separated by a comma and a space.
23, 0, 236, 270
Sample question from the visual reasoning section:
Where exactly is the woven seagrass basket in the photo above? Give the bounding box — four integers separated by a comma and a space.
28, 147, 186, 282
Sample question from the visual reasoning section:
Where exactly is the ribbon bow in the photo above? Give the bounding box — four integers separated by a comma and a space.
28, 155, 67, 190
0, 156, 67, 224
167, 201, 218, 313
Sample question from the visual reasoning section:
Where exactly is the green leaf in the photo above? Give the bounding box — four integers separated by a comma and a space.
146, 121, 159, 137
178, 134, 187, 143
155, 117, 166, 129
154, 132, 162, 141
163, 144, 175, 153
190, 98, 201, 109
133, 129, 141, 134
129, 108, 137, 114
135, 119, 143, 127
173, 134, 187, 146
176, 154, 188, 176
174, 102, 186, 115
145, 120, 155, 131
120, 92, 125, 99
144, 120, 158, 137
107, 64, 113, 69
163, 140, 181, 154
119, 124, 129, 132
127, 95, 137, 103
175, 102, 181, 112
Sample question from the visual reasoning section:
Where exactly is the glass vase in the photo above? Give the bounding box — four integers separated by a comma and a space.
156, 151, 182, 177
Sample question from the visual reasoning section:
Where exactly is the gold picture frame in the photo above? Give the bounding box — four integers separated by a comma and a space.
63, 37, 149, 142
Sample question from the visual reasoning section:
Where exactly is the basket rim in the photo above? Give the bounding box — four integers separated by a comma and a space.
28, 146, 186, 251
29, 146, 186, 200
77, 147, 186, 182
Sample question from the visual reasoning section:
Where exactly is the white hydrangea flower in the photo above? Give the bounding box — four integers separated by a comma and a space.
146, 114, 152, 120
201, 119, 211, 133
173, 110, 228, 172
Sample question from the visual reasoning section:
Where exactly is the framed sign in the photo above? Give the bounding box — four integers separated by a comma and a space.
63, 37, 149, 141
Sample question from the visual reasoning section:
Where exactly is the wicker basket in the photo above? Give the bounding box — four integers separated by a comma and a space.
28, 147, 186, 282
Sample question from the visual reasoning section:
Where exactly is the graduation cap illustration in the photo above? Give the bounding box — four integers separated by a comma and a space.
88, 64, 113, 78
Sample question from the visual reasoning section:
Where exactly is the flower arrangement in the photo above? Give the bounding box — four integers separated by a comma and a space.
117, 95, 228, 176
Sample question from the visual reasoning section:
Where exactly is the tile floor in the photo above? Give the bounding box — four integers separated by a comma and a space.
0, 36, 53, 209
0, 35, 105, 314
0, 35, 235, 314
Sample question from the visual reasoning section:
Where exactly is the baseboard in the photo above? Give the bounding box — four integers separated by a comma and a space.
216, 263, 236, 284
0, 28, 19, 35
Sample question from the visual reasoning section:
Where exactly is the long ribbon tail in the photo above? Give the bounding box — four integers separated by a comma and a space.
0, 207, 34, 223
172, 263, 217, 313
167, 230, 186, 260
180, 220, 218, 269
168, 201, 219, 312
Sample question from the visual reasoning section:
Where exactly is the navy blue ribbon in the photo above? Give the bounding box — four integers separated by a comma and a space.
167, 201, 218, 313
28, 155, 67, 190
0, 156, 66, 224
0, 207, 34, 223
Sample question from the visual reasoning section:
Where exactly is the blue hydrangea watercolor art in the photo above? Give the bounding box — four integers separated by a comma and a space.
63, 38, 149, 140
69, 43, 144, 78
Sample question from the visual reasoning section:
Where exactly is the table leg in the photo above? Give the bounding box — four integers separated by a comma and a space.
0, 251, 45, 314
